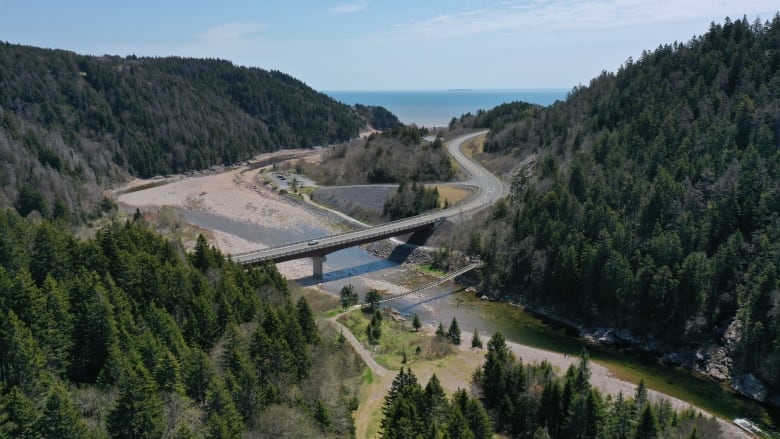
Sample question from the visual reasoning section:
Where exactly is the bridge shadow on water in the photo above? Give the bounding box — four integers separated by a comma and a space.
292, 240, 424, 287
294, 259, 398, 287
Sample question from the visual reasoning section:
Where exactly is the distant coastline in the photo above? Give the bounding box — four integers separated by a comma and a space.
327, 89, 568, 127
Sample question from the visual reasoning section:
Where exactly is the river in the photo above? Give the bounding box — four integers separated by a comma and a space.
180, 206, 779, 436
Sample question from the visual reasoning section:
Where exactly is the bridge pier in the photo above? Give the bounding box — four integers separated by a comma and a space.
312, 256, 326, 278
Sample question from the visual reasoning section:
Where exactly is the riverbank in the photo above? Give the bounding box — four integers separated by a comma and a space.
113, 149, 751, 438
495, 290, 780, 427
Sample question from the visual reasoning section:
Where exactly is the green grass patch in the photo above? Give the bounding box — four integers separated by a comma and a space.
417, 264, 447, 277
299, 186, 316, 196
288, 283, 340, 315
322, 308, 345, 319
362, 368, 373, 385
338, 309, 455, 370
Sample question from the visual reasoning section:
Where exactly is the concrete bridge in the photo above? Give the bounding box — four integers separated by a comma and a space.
230, 131, 502, 277
231, 215, 443, 276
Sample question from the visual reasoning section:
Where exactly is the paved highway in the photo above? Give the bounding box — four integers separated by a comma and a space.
446, 130, 506, 213
231, 130, 505, 266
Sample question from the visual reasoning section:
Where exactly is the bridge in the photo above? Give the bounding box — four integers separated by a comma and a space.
231, 131, 502, 277
231, 215, 443, 276
375, 262, 482, 304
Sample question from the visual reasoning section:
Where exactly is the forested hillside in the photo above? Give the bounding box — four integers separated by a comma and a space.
299, 126, 454, 185
0, 210, 361, 437
0, 43, 373, 221
454, 15, 780, 402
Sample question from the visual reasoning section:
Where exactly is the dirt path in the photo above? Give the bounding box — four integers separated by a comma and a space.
114, 147, 750, 439
327, 311, 391, 438
328, 314, 749, 439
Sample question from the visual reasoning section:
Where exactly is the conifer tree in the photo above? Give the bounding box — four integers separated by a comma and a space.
423, 374, 449, 425
365, 288, 382, 311
0, 310, 49, 395
471, 329, 483, 348
183, 349, 215, 404
447, 317, 462, 345
204, 376, 244, 439
634, 404, 660, 439
0, 386, 37, 438
412, 313, 421, 331
435, 322, 446, 337
296, 296, 319, 344
34, 381, 88, 438
313, 399, 332, 432
107, 364, 164, 439
635, 378, 649, 412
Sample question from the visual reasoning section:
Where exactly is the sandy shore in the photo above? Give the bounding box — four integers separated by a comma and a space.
113, 154, 748, 438
115, 151, 334, 279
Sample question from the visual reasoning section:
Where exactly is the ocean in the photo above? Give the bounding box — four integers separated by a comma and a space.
326, 89, 569, 127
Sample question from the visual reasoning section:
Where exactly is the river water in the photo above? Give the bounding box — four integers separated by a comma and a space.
180, 207, 779, 435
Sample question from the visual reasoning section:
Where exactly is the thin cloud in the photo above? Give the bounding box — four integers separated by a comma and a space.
199, 22, 268, 43
330, 1, 368, 14
383, 0, 776, 41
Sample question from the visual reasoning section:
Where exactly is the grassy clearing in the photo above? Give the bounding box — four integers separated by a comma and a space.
321, 308, 344, 319
432, 185, 472, 207
288, 284, 340, 315
299, 186, 316, 197
362, 368, 374, 385
352, 329, 487, 438
338, 309, 455, 371
462, 136, 485, 157
416, 264, 447, 277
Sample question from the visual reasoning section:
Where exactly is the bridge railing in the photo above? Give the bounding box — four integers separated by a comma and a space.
232, 187, 493, 265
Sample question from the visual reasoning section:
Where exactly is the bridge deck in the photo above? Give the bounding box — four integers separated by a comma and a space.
232, 215, 440, 266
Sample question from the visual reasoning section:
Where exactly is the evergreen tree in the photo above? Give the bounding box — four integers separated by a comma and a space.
204, 376, 244, 439
423, 374, 449, 425
635, 378, 649, 412
313, 399, 332, 432
435, 322, 446, 337
471, 329, 483, 348
0, 386, 37, 439
447, 317, 462, 345
153, 349, 183, 394
412, 313, 421, 331
37, 276, 73, 377
221, 326, 263, 423
0, 310, 49, 396
634, 404, 660, 439
340, 284, 358, 310
539, 380, 564, 438
609, 392, 633, 439
296, 296, 319, 344
365, 288, 382, 311
575, 348, 592, 394
183, 349, 215, 405
107, 364, 164, 439
33, 381, 88, 438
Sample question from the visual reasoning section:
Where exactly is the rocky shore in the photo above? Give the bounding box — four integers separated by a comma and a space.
492, 292, 780, 409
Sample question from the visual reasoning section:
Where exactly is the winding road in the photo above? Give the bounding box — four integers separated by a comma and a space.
230, 130, 505, 267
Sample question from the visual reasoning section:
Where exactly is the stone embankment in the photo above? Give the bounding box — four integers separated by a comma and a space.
366, 238, 436, 266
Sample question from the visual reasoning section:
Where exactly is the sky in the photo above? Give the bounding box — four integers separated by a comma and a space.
2, 1, 778, 91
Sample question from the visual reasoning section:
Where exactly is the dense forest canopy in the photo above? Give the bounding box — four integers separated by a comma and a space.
450, 15, 780, 402
0, 43, 390, 221
0, 210, 361, 437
